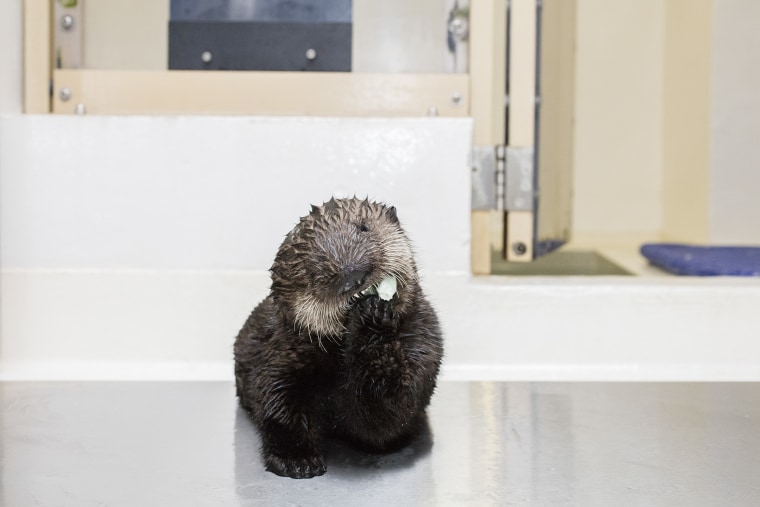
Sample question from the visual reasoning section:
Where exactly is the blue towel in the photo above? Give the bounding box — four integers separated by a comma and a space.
640, 244, 760, 276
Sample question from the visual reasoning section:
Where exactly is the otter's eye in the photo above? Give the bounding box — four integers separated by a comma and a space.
359, 223, 369, 232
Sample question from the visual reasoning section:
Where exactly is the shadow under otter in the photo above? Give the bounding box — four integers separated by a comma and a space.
234, 405, 433, 482
234, 198, 443, 478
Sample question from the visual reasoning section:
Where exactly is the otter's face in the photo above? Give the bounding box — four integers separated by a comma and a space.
270, 198, 417, 337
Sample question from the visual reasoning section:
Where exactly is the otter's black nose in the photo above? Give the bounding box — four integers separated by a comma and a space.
340, 268, 368, 294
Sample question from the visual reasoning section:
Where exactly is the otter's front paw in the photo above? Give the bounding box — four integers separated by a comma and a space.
352, 295, 399, 333
265, 452, 326, 479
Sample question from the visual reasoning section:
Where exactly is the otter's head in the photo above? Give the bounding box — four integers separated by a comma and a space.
270, 197, 418, 337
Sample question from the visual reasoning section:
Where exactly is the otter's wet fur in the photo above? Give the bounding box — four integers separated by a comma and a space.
234, 197, 444, 479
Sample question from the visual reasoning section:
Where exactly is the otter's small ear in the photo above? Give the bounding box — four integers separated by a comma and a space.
385, 206, 399, 223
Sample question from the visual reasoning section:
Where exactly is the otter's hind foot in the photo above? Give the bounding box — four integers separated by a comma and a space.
261, 420, 326, 479
265, 452, 326, 479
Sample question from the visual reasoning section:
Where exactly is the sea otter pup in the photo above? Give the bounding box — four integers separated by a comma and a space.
234, 197, 443, 479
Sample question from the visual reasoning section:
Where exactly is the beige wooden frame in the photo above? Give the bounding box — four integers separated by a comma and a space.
52, 70, 469, 116
23, 0, 50, 113
469, 0, 508, 274
502, 0, 537, 265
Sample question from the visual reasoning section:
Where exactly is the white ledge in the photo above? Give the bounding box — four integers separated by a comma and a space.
2, 269, 759, 381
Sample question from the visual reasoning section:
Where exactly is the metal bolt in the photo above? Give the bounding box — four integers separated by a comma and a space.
201, 51, 212, 63
451, 92, 462, 105
449, 18, 463, 34
512, 242, 528, 256
61, 14, 75, 31
59, 87, 72, 102
427, 106, 439, 117
305, 48, 317, 61
448, 17, 468, 39
75, 103, 86, 115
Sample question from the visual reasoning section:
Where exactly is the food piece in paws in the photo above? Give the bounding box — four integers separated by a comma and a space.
360, 274, 397, 301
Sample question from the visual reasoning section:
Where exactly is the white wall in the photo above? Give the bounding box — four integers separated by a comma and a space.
4, 116, 757, 382
0, 115, 477, 378
0, 116, 471, 272
4, 267, 760, 381
710, 0, 760, 244
0, 0, 22, 113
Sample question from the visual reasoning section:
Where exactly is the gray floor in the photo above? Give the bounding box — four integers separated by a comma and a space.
1, 382, 759, 506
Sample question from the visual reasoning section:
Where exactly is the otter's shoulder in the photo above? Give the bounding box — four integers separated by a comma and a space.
236, 296, 280, 343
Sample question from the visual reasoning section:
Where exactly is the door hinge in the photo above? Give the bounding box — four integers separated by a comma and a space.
471, 144, 503, 211
505, 146, 534, 211
471, 144, 533, 212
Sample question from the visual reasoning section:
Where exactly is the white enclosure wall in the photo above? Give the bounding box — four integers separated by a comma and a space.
2, 116, 760, 382
0, 115, 473, 378
0, 0, 22, 114
0, 116, 471, 272
710, 0, 760, 244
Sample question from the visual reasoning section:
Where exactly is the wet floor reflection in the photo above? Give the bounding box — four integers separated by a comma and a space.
1, 382, 759, 506
425, 382, 760, 506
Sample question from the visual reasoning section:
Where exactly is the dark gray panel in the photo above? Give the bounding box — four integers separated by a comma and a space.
492, 250, 631, 276
168, 21, 351, 71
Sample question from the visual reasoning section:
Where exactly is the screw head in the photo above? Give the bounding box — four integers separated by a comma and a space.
61, 14, 75, 31
59, 87, 72, 102
450, 92, 463, 105
512, 242, 528, 256
305, 48, 317, 61
201, 51, 212, 63
448, 17, 468, 38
